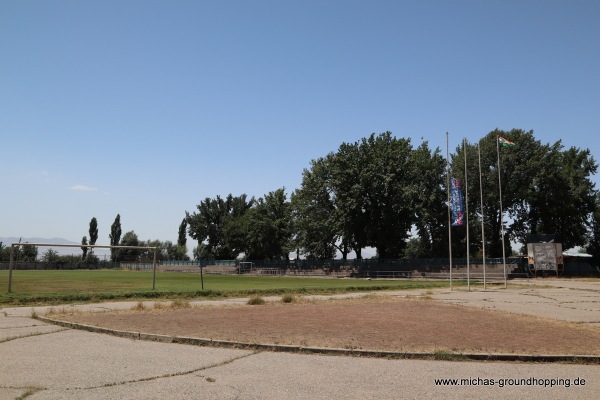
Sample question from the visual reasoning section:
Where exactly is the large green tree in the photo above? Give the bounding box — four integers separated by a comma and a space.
331, 140, 369, 259
586, 193, 600, 266
18, 243, 38, 262
42, 248, 60, 263
409, 141, 447, 258
120, 231, 140, 261
245, 188, 293, 260
355, 133, 416, 259
291, 155, 338, 260
187, 194, 254, 260
295, 132, 439, 260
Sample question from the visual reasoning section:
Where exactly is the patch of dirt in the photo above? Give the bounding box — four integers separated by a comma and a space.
56, 297, 600, 355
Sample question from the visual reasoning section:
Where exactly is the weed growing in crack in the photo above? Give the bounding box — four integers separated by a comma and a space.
247, 296, 265, 305
281, 294, 295, 303
171, 299, 191, 309
131, 301, 147, 311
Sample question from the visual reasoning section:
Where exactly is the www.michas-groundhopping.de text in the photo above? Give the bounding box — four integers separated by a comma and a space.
434, 376, 586, 388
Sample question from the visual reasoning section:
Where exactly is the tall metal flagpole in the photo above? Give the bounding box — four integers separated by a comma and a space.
446, 132, 453, 291
464, 138, 470, 291
478, 141, 487, 290
496, 136, 508, 289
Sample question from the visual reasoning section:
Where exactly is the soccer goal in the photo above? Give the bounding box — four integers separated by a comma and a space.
6, 242, 158, 293
238, 262, 255, 274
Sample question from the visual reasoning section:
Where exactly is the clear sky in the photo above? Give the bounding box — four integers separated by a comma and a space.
1, 0, 599, 248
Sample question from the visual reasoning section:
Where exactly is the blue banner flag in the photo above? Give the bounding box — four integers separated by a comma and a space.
450, 178, 465, 227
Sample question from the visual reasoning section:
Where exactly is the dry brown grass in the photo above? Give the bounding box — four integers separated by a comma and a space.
55, 296, 600, 355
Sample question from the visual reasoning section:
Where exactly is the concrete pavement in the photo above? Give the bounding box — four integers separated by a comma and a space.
1, 279, 599, 399
428, 278, 600, 328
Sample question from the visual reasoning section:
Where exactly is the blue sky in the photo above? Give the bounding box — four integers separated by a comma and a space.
1, 0, 599, 249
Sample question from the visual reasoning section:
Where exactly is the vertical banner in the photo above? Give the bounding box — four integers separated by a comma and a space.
450, 178, 465, 227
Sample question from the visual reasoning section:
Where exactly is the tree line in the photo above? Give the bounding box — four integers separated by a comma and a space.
80, 214, 191, 262
186, 129, 600, 263
0, 215, 190, 263
3, 128, 597, 265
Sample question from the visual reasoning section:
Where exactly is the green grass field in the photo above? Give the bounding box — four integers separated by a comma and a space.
0, 269, 458, 305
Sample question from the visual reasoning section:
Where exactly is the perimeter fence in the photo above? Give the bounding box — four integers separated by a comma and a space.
160, 257, 529, 279
3, 257, 597, 278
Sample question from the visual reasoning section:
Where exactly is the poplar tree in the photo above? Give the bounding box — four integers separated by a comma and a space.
109, 214, 122, 262
88, 217, 98, 256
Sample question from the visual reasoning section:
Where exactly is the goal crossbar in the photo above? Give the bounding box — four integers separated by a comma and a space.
7, 242, 159, 293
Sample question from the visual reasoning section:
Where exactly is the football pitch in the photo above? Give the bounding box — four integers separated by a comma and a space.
0, 269, 457, 305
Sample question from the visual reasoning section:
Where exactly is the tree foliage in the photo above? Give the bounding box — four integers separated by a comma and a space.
409, 141, 448, 257
89, 217, 98, 246
245, 188, 293, 260
177, 218, 187, 247
293, 132, 445, 260
17, 243, 38, 262
187, 194, 255, 260
102, 129, 597, 262
586, 193, 600, 266
187, 190, 294, 261
451, 129, 598, 257
42, 248, 60, 263
291, 155, 338, 260
109, 214, 122, 262
119, 230, 140, 261
81, 236, 88, 260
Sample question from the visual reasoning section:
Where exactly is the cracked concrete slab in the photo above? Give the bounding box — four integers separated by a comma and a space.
430, 284, 600, 327
0, 316, 48, 329
0, 329, 252, 390
14, 351, 600, 400
0, 388, 28, 400
27, 373, 244, 400
193, 351, 600, 400
0, 324, 66, 341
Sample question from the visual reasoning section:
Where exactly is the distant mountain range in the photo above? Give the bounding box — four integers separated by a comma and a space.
0, 237, 111, 258
0, 237, 79, 246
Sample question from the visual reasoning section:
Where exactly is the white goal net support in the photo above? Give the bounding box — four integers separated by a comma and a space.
6, 242, 158, 293
238, 262, 255, 274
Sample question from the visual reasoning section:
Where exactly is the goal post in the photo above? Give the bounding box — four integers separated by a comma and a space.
7, 243, 158, 293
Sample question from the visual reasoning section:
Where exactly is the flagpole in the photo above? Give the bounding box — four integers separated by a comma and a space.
478, 141, 487, 290
446, 132, 453, 291
496, 136, 508, 289
464, 138, 470, 291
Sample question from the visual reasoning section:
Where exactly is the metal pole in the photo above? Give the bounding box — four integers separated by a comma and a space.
478, 141, 487, 290
464, 138, 470, 291
152, 248, 157, 290
8, 245, 15, 293
446, 132, 453, 291
200, 266, 204, 290
497, 136, 508, 288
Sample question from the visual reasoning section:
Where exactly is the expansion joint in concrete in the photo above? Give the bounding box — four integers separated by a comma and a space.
72, 350, 261, 391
